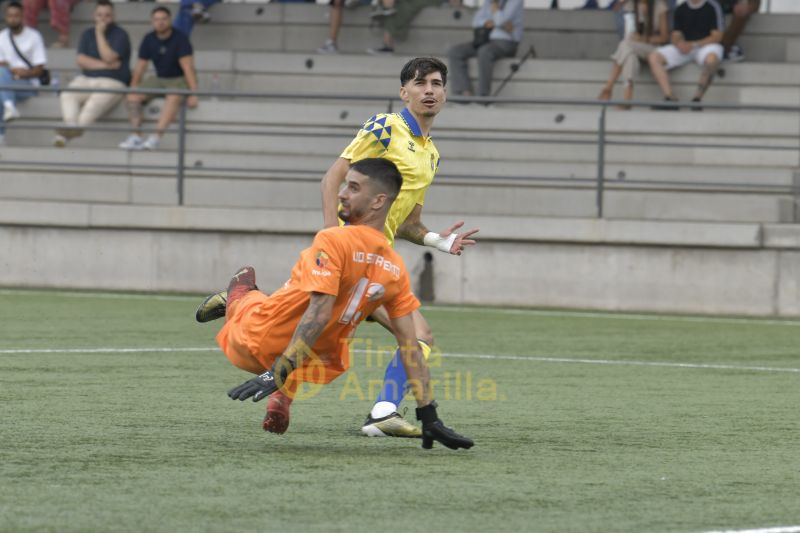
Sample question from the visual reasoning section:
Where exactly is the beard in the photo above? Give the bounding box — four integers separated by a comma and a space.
338, 204, 367, 224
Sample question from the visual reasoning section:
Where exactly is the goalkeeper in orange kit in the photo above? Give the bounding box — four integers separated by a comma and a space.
197, 158, 473, 450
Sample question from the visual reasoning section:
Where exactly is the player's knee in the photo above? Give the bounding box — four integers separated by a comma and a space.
417, 328, 434, 348
418, 339, 432, 361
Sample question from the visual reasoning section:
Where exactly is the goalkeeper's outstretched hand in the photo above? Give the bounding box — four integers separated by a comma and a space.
416, 402, 474, 450
227, 356, 295, 402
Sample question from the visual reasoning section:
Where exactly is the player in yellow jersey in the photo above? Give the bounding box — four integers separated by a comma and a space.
320, 57, 479, 438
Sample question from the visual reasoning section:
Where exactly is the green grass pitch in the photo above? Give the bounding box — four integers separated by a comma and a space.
1, 289, 799, 533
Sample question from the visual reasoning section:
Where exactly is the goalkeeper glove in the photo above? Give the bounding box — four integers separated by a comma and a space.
415, 401, 474, 450
227, 356, 296, 402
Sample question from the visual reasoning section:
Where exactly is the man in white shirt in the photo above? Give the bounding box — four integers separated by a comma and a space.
447, 0, 525, 98
0, 1, 47, 145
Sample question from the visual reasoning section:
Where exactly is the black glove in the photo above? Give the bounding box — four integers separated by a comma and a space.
416, 401, 474, 450
227, 356, 296, 402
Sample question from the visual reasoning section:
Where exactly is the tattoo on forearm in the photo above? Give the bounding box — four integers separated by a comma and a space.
284, 296, 329, 366
396, 222, 428, 245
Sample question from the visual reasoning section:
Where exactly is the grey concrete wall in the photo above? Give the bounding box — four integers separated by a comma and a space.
2, 223, 799, 317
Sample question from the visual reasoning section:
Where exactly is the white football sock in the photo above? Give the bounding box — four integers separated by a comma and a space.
370, 401, 397, 419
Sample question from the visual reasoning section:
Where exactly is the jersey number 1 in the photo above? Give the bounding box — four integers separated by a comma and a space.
338, 277, 369, 325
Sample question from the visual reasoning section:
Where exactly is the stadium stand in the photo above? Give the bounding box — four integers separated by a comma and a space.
2, 2, 800, 315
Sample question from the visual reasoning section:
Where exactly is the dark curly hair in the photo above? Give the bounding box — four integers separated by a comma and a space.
400, 57, 448, 87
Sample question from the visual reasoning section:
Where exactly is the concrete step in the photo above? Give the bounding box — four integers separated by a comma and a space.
48, 49, 800, 92
0, 171, 134, 204
2, 158, 792, 224
31, 4, 800, 62
45, 48, 236, 72
603, 190, 795, 223
234, 52, 800, 87
34, 68, 800, 110
1, 149, 793, 194
11, 97, 800, 138
1, 195, 783, 249
5, 122, 796, 179
429, 186, 793, 222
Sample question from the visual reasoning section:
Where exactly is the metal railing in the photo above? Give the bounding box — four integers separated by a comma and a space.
2, 83, 800, 219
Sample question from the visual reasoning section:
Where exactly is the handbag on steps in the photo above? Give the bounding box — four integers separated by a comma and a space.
8, 31, 50, 86
471, 0, 509, 49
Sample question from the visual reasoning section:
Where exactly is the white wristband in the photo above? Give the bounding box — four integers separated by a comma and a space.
423, 231, 458, 253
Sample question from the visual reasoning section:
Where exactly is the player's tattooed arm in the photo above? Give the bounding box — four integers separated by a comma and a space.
228, 292, 334, 402
398, 204, 480, 255
282, 292, 336, 367
390, 313, 433, 407
396, 203, 429, 245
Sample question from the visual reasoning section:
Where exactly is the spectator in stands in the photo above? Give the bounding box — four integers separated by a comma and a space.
609, 0, 676, 39
316, 0, 356, 54
447, 0, 524, 99
174, 0, 219, 37
720, 0, 760, 61
23, 0, 78, 48
54, 0, 130, 147
365, 0, 439, 55
0, 0, 46, 146
598, 0, 671, 108
648, 0, 724, 110
119, 6, 198, 151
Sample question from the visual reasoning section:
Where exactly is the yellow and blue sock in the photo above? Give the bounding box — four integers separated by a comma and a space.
370, 341, 431, 419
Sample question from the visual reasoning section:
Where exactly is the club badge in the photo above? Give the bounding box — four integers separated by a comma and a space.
316, 251, 330, 269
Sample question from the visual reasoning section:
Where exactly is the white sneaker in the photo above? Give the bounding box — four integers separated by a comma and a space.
3, 101, 20, 122
191, 2, 210, 22
118, 134, 144, 150
369, 6, 396, 17
142, 134, 160, 151
316, 40, 338, 54
725, 44, 745, 63
53, 134, 67, 147
361, 412, 422, 438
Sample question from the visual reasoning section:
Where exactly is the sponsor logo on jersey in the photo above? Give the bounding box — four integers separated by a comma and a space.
352, 251, 401, 277
316, 251, 330, 269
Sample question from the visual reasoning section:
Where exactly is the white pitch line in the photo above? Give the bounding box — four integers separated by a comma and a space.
436, 352, 800, 374
2, 289, 799, 327
701, 527, 800, 533
0, 347, 215, 354
422, 305, 800, 328
2, 346, 799, 374
0, 289, 199, 302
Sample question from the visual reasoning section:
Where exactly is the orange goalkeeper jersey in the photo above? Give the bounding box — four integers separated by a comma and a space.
216, 225, 420, 384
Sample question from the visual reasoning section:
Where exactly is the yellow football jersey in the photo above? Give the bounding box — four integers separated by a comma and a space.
340, 107, 440, 246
